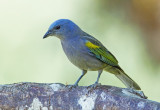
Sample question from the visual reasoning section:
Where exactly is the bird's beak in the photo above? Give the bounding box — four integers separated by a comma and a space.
43, 31, 51, 39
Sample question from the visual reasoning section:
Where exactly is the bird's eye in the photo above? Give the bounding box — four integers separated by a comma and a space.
55, 26, 60, 30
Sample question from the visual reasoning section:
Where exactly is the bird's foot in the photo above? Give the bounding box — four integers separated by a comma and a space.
89, 82, 101, 88
65, 84, 78, 90
87, 82, 101, 93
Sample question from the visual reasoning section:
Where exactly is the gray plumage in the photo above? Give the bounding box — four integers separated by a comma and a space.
43, 19, 141, 90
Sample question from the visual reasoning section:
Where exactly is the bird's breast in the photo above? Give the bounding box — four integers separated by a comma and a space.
61, 40, 106, 71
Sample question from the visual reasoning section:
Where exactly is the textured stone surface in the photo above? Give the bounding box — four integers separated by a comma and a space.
0, 82, 159, 110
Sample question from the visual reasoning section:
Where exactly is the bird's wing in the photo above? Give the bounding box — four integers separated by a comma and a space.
83, 35, 119, 67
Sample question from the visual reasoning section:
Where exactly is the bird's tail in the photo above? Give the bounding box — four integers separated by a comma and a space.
104, 66, 141, 90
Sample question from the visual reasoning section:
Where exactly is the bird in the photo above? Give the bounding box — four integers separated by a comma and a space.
43, 19, 141, 90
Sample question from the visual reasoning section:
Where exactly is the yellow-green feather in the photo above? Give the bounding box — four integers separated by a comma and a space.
85, 41, 100, 49
85, 41, 118, 67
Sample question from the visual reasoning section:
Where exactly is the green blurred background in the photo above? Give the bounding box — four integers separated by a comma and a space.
0, 0, 160, 102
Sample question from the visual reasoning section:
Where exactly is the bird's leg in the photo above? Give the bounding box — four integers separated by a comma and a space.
94, 70, 103, 84
88, 70, 103, 90
87, 70, 103, 93
66, 70, 87, 90
73, 70, 87, 86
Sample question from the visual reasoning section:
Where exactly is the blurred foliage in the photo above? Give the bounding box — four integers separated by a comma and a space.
0, 0, 160, 102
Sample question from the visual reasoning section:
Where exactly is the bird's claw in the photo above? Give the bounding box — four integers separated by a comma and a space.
88, 82, 101, 88
66, 84, 78, 90
87, 83, 101, 93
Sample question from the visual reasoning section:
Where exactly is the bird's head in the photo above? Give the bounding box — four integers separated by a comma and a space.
43, 19, 82, 40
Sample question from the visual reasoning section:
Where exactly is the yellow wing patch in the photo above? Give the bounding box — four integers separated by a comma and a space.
85, 41, 99, 49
